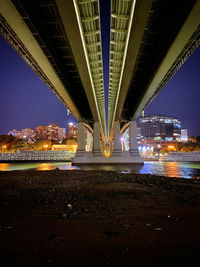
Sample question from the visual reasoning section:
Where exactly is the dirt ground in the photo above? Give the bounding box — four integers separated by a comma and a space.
0, 169, 200, 267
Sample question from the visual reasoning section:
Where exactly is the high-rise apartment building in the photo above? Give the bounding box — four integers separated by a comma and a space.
34, 124, 61, 140
139, 115, 181, 140
34, 126, 47, 140
47, 124, 58, 140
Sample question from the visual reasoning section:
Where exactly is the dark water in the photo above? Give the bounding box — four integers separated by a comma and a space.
0, 161, 200, 179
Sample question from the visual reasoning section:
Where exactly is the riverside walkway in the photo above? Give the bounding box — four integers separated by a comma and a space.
164, 151, 200, 162
0, 150, 74, 162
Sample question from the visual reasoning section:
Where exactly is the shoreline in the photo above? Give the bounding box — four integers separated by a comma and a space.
0, 169, 200, 266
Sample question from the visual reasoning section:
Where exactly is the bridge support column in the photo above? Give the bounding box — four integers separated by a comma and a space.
72, 121, 143, 164
107, 120, 143, 163
72, 122, 92, 164
128, 121, 143, 163
112, 121, 122, 156
93, 122, 102, 157
76, 122, 85, 155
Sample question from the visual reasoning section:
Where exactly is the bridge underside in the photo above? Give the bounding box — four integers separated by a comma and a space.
1, 0, 200, 163
0, 0, 107, 138
108, 0, 200, 136
121, 0, 199, 119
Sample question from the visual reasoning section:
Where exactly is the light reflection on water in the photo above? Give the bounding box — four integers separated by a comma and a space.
0, 161, 200, 179
37, 163, 54, 171
0, 162, 73, 171
0, 163, 10, 171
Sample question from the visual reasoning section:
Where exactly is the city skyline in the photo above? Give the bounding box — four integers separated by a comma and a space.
7, 122, 74, 135
0, 31, 200, 136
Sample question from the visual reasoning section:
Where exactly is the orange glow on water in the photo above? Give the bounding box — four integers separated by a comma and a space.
165, 162, 180, 177
36, 163, 54, 171
0, 163, 9, 171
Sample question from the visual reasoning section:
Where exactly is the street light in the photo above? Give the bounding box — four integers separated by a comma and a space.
43, 144, 49, 151
2, 145, 7, 153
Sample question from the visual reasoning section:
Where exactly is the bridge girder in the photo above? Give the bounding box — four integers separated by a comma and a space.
116, 0, 200, 126
72, 0, 106, 139
108, 0, 137, 139
0, 0, 106, 139
131, 0, 200, 121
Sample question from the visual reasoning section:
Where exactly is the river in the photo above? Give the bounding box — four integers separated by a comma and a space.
0, 161, 200, 179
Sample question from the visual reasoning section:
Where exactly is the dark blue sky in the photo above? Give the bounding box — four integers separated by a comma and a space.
0, 35, 75, 134
145, 46, 200, 136
100, 0, 110, 132
0, 20, 200, 136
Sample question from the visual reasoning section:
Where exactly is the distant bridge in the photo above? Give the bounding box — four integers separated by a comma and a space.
0, 0, 200, 163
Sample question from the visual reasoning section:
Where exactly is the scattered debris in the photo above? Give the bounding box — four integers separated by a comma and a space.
71, 211, 79, 216
122, 224, 130, 229
61, 213, 67, 219
67, 204, 72, 209
155, 227, 162, 231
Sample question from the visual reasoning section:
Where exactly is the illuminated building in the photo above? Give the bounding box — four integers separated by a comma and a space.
8, 125, 66, 142
68, 123, 78, 139
138, 116, 180, 156
52, 144, 77, 153
20, 128, 35, 141
179, 129, 188, 142
189, 136, 196, 143
139, 115, 181, 141
34, 125, 49, 140
47, 124, 58, 140
34, 124, 66, 141
138, 138, 177, 152
8, 129, 22, 139
121, 115, 184, 158
58, 128, 66, 142
8, 128, 35, 142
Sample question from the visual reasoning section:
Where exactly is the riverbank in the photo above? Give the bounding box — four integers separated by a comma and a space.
0, 169, 200, 266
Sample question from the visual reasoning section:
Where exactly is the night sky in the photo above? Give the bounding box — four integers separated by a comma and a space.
0, 4, 200, 136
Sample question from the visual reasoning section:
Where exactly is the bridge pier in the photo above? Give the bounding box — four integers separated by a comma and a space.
128, 121, 144, 163
112, 121, 122, 156
76, 123, 85, 156
72, 121, 143, 164
93, 122, 102, 157
109, 121, 143, 163
72, 123, 93, 164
